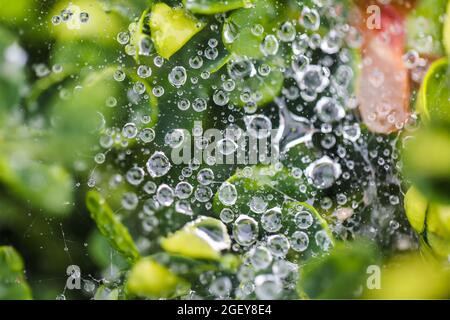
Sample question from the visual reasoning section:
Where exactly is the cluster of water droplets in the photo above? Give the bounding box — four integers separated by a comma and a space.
80, 1, 414, 300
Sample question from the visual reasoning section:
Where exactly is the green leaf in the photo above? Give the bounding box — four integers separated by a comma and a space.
43, 67, 157, 164
229, 59, 284, 107
427, 203, 450, 239
403, 125, 450, 204
49, 0, 126, 44
0, 27, 26, 113
406, 0, 448, 56
0, 0, 35, 23
161, 217, 231, 261
0, 158, 73, 216
150, 3, 205, 59
183, 0, 251, 15
0, 246, 32, 300
403, 186, 450, 259
416, 58, 450, 123
50, 40, 121, 68
426, 232, 450, 258
223, 0, 279, 58
299, 241, 378, 299
404, 186, 428, 233
99, 0, 149, 20
86, 190, 140, 263
87, 230, 128, 269
126, 257, 190, 299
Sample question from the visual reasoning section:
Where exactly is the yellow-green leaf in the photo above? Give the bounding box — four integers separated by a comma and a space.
427, 203, 450, 238
150, 3, 205, 59
126, 258, 189, 299
365, 254, 450, 299
416, 58, 450, 123
183, 0, 251, 15
404, 186, 428, 233
406, 0, 447, 56
161, 217, 230, 261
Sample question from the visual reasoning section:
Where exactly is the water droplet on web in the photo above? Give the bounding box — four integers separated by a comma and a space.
218, 182, 238, 206
261, 207, 282, 233
177, 98, 191, 111
168, 66, 187, 87
315, 97, 345, 123
290, 231, 309, 252
156, 184, 174, 206
138, 128, 155, 143
122, 123, 138, 139
294, 208, 313, 229
117, 31, 130, 45
126, 167, 145, 185
175, 182, 193, 199
220, 208, 235, 223
245, 114, 272, 139
250, 246, 273, 270
305, 156, 342, 189
249, 196, 268, 214
233, 215, 259, 246
137, 65, 152, 78
260, 35, 279, 56
254, 274, 282, 299
315, 229, 332, 251
189, 55, 204, 69
146, 151, 171, 178
143, 181, 157, 194
197, 168, 214, 185
267, 234, 290, 257
194, 185, 213, 202
278, 21, 296, 42
165, 129, 185, 148
213, 89, 229, 106
114, 69, 126, 82
217, 138, 237, 155
300, 7, 320, 31
122, 192, 138, 210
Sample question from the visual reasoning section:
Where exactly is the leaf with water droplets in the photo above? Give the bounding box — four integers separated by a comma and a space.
222, 0, 280, 58
406, 0, 447, 56
161, 217, 231, 260
86, 190, 140, 263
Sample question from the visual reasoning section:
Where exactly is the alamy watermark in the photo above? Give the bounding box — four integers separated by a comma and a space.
366, 5, 382, 30
366, 265, 381, 290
